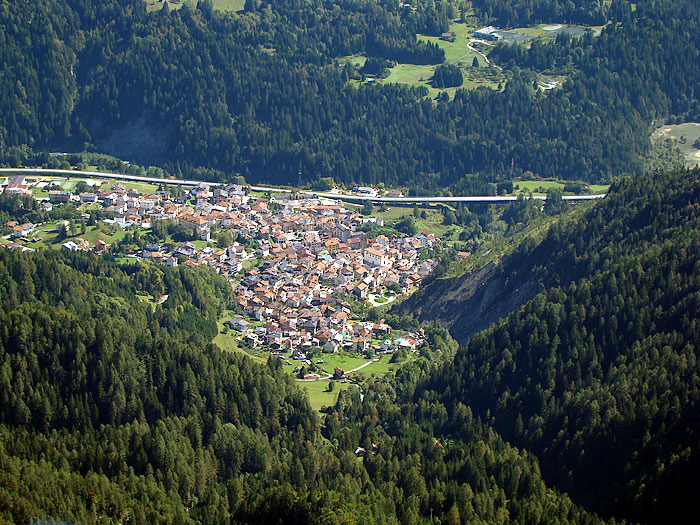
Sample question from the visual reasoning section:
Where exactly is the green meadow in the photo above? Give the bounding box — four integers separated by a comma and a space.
146, 0, 245, 13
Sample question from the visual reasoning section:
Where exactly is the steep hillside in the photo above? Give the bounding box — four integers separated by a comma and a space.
415, 168, 700, 522
395, 258, 542, 342
0, 249, 606, 523
2, 1, 700, 188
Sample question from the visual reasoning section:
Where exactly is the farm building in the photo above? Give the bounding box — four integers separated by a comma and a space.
474, 26, 502, 41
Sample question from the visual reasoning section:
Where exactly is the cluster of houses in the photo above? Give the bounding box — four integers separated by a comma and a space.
226, 307, 422, 355
2, 176, 441, 357
122, 183, 440, 288
218, 194, 437, 355
1, 175, 34, 198
128, 184, 438, 356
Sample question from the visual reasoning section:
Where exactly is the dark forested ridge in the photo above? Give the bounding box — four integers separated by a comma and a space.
0, 250, 324, 521
0, 248, 606, 523
409, 168, 700, 522
1, 0, 699, 189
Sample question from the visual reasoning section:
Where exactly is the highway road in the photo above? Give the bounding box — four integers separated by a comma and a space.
0, 167, 606, 204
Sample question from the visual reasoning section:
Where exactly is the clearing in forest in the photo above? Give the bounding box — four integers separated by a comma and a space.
652, 123, 700, 168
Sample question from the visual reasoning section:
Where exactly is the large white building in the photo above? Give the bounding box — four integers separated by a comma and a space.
364, 247, 389, 267
474, 26, 502, 41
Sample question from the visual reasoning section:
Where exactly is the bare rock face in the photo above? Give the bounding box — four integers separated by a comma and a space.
395, 260, 542, 344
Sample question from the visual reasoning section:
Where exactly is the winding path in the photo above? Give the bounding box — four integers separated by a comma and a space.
467, 39, 503, 71
295, 357, 379, 382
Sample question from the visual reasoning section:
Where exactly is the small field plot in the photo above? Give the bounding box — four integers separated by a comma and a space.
383, 63, 435, 87
317, 354, 369, 375
419, 23, 477, 64
25, 224, 129, 250
300, 380, 353, 413
339, 55, 367, 69
145, 0, 179, 12
146, 0, 244, 12
652, 123, 700, 168
514, 179, 609, 196
122, 181, 159, 194
351, 356, 396, 380
368, 205, 450, 237
213, 0, 245, 12
588, 184, 610, 194
214, 314, 268, 364
514, 180, 565, 195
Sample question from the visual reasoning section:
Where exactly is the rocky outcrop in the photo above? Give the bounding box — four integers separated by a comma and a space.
395, 260, 541, 344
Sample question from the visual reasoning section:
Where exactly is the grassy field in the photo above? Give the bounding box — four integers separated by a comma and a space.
370, 205, 450, 237
123, 181, 160, 194
31, 177, 159, 196
23, 223, 128, 250
213, 315, 268, 364
316, 353, 369, 374
145, 0, 245, 13
299, 380, 354, 412
351, 356, 396, 380
383, 64, 433, 87
192, 240, 216, 250
514, 179, 609, 196
418, 22, 476, 64
379, 22, 503, 98
213, 0, 245, 11
514, 180, 565, 195
340, 55, 367, 69
652, 123, 700, 168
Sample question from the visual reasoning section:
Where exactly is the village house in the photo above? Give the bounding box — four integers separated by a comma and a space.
364, 247, 389, 268
225, 317, 250, 332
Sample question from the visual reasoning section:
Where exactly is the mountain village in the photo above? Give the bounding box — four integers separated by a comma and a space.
2, 175, 439, 366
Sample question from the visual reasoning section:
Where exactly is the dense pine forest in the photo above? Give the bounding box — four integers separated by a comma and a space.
397, 167, 700, 522
0, 248, 604, 523
1, 0, 699, 190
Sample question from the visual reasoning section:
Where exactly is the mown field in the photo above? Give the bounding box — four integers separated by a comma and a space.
514, 179, 609, 195
380, 22, 504, 98
20, 223, 128, 251
145, 0, 245, 13
33, 176, 159, 196
299, 380, 354, 412
652, 123, 700, 168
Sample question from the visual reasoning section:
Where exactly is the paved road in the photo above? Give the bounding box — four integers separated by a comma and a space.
295, 357, 380, 382
0, 167, 606, 204
468, 39, 503, 70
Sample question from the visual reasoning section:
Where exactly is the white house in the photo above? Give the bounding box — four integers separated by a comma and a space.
364, 247, 389, 268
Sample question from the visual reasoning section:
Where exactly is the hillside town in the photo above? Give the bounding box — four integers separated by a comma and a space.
2, 175, 439, 356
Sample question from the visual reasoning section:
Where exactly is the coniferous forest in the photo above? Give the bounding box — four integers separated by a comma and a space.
401, 168, 700, 523
0, 0, 699, 190
0, 247, 605, 523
